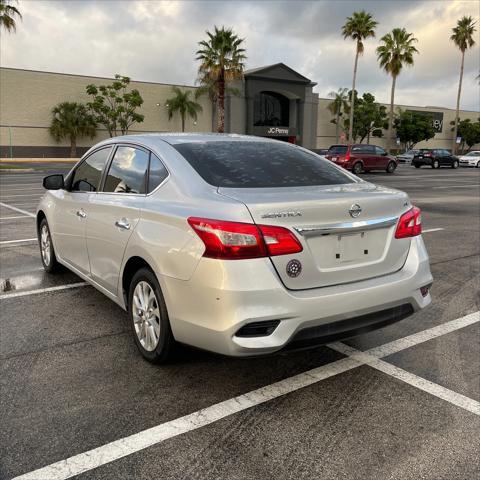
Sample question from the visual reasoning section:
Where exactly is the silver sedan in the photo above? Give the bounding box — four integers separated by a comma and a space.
37, 134, 433, 362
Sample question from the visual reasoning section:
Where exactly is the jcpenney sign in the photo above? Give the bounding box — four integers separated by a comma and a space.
253, 126, 296, 137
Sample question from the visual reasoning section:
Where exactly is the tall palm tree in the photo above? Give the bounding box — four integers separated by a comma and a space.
0, 0, 22, 32
327, 87, 349, 143
377, 28, 418, 153
196, 26, 246, 133
450, 16, 476, 154
49, 102, 97, 157
342, 11, 378, 145
165, 87, 203, 132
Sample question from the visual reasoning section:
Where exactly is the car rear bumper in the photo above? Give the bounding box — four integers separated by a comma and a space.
162, 236, 433, 357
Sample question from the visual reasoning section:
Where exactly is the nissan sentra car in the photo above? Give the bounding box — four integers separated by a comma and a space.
37, 134, 432, 363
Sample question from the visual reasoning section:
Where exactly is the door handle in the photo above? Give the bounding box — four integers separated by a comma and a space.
76, 209, 87, 218
115, 219, 131, 230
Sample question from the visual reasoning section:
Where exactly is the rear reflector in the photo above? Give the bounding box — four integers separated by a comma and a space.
187, 217, 303, 260
395, 206, 422, 239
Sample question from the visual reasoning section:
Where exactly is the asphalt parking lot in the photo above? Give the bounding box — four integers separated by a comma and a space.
0, 163, 479, 480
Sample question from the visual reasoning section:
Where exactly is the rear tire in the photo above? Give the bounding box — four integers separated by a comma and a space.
128, 267, 175, 364
352, 162, 363, 175
451, 160, 459, 169
432, 160, 440, 169
386, 161, 396, 174
38, 218, 61, 273
414, 164, 421, 169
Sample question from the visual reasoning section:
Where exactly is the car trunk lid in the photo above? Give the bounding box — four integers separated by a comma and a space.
219, 182, 412, 290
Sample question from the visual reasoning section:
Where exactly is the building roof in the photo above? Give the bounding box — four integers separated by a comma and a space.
244, 63, 316, 86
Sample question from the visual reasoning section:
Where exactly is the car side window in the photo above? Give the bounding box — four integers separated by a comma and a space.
352, 145, 371, 154
375, 146, 386, 155
148, 153, 169, 193
103, 146, 149, 194
71, 147, 112, 192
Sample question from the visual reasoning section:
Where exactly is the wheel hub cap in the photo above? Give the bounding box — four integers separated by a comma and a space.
40, 225, 51, 266
132, 281, 161, 351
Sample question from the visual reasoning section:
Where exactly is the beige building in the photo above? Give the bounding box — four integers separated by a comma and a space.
1, 66, 478, 157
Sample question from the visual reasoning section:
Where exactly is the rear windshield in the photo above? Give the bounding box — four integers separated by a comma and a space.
173, 141, 354, 188
327, 145, 348, 155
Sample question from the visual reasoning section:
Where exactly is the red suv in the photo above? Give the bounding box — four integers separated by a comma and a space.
325, 144, 398, 174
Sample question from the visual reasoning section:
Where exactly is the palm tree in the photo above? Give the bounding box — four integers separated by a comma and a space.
327, 87, 349, 143
0, 0, 22, 32
196, 26, 246, 133
450, 16, 476, 154
165, 86, 203, 132
377, 28, 418, 153
342, 11, 378, 145
49, 102, 97, 157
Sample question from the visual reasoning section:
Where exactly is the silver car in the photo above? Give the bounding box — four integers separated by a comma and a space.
37, 134, 433, 363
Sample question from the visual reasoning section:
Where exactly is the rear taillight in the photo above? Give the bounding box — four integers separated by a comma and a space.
187, 217, 303, 260
395, 207, 422, 239
345, 151, 351, 162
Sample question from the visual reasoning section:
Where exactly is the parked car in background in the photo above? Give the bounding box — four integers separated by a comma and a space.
325, 144, 398, 174
412, 149, 459, 169
396, 149, 420, 164
458, 151, 480, 167
312, 148, 329, 156
37, 134, 432, 363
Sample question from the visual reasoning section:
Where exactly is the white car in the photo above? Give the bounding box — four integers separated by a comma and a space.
37, 134, 433, 363
458, 151, 480, 167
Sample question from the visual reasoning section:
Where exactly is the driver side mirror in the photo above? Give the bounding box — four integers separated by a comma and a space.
382, 152, 388, 156
43, 174, 64, 190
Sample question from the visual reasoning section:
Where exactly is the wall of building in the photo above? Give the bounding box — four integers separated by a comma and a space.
0, 68, 213, 157
315, 97, 479, 151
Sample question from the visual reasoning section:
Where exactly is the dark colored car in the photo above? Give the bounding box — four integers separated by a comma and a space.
325, 144, 397, 174
412, 149, 459, 169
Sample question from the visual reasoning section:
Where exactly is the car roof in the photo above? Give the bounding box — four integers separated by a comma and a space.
100, 133, 279, 146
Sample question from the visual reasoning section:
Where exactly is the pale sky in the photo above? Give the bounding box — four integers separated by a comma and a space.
1, 0, 479, 110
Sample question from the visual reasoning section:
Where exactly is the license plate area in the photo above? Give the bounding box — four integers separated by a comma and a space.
337, 232, 367, 262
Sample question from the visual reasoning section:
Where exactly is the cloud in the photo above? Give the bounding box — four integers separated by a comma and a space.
1, 0, 479, 110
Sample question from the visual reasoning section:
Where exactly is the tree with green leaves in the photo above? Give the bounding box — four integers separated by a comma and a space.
0, 0, 21, 32
196, 26, 246, 133
450, 16, 476, 154
450, 117, 480, 153
165, 87, 203, 132
86, 75, 144, 137
377, 28, 418, 153
341, 91, 388, 143
342, 11, 378, 145
394, 110, 435, 150
327, 87, 349, 143
49, 102, 97, 157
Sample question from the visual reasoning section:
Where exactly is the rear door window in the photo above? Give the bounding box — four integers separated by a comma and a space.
375, 146, 386, 156
173, 141, 354, 188
71, 147, 112, 192
103, 146, 149, 194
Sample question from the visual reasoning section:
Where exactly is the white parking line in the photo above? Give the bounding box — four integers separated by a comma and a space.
0, 282, 88, 300
12, 311, 479, 480
0, 215, 32, 220
432, 184, 479, 189
422, 228, 445, 233
0, 202, 36, 217
0, 238, 37, 245
331, 342, 480, 415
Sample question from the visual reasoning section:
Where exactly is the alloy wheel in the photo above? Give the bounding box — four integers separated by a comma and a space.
132, 281, 161, 352
433, 160, 439, 169
40, 224, 51, 267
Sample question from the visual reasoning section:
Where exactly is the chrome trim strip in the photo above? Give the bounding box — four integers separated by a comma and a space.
294, 216, 398, 237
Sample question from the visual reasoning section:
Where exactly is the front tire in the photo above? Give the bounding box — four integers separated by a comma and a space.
386, 161, 396, 173
432, 160, 440, 169
38, 218, 60, 273
451, 160, 459, 169
352, 162, 363, 175
128, 268, 174, 363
